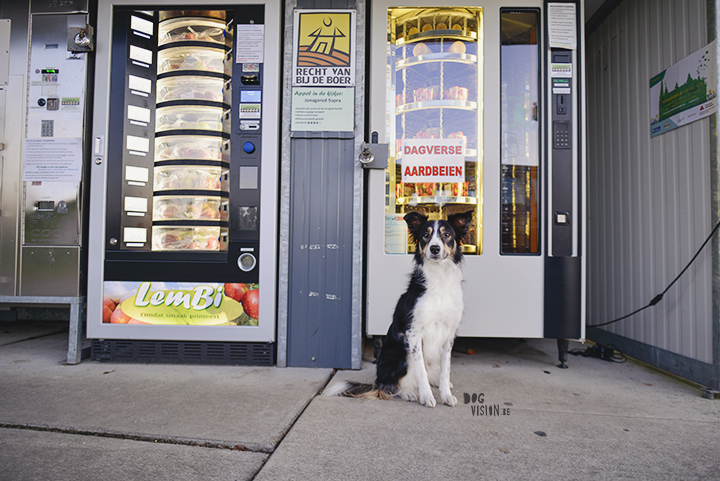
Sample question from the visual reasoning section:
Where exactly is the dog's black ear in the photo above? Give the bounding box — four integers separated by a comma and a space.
448, 210, 473, 243
404, 212, 428, 237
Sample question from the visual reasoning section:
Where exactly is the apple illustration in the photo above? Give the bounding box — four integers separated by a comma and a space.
110, 305, 131, 324
102, 298, 116, 323
224, 283, 252, 303
242, 288, 260, 319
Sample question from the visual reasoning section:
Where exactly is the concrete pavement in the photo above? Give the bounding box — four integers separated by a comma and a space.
1, 321, 718, 480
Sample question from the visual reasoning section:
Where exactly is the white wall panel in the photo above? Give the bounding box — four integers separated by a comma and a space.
587, 0, 713, 363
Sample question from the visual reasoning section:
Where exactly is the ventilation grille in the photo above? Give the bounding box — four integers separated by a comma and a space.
91, 340, 274, 365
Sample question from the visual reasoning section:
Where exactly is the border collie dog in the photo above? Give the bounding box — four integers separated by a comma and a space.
326, 210, 473, 407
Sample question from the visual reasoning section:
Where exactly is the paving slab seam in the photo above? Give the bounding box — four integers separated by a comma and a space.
0, 329, 69, 347
0, 422, 273, 453
502, 409, 720, 421
249, 369, 338, 480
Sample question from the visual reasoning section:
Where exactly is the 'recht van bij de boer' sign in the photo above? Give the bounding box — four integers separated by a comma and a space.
292, 9, 356, 86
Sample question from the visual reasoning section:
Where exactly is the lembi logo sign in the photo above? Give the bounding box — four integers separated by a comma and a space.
102, 281, 260, 326
401, 138, 465, 183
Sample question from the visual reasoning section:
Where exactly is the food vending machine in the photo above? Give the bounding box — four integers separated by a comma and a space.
366, 1, 586, 347
87, 0, 280, 363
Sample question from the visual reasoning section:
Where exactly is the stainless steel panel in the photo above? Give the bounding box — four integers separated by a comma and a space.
20, 246, 80, 296
23, 181, 80, 245
22, 13, 87, 247
0, 20, 9, 86
0, 75, 24, 296
26, 14, 88, 140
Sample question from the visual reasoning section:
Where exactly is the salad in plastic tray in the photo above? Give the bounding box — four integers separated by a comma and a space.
152, 226, 227, 251
157, 76, 227, 103
156, 105, 229, 133
154, 166, 224, 191
158, 46, 228, 75
153, 196, 226, 221
159, 17, 227, 46
155, 136, 227, 161
160, 11, 226, 22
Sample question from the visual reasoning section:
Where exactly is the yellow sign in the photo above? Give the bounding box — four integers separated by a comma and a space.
103, 281, 259, 327
293, 10, 355, 86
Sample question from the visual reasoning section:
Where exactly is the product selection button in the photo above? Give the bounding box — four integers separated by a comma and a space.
243, 141, 256, 154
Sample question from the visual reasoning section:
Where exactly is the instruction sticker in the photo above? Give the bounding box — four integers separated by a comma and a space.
548, 3, 577, 50
23, 137, 82, 182
236, 24, 264, 63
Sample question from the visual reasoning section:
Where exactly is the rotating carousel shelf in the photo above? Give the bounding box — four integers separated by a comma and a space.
396, 52, 479, 69
396, 99, 478, 114
397, 29, 477, 45
396, 195, 478, 206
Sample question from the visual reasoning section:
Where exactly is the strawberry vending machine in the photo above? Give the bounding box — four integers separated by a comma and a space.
366, 1, 586, 353
87, 0, 281, 363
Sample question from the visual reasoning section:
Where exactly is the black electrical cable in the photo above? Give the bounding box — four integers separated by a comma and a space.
569, 343, 627, 363
588, 219, 720, 328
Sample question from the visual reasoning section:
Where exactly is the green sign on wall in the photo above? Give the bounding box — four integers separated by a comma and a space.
650, 40, 716, 137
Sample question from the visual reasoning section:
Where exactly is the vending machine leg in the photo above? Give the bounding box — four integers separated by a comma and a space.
557, 339, 570, 369
67, 298, 87, 365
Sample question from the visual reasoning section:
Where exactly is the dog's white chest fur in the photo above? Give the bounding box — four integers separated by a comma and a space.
413, 260, 464, 335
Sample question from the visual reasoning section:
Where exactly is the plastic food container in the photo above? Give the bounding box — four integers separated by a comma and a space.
154, 165, 224, 191
156, 105, 229, 133
160, 11, 227, 22
156, 76, 227, 104
414, 128, 439, 139
153, 195, 225, 221
152, 226, 227, 251
413, 85, 440, 102
158, 46, 228, 75
155, 135, 227, 161
158, 17, 228, 46
444, 86, 469, 101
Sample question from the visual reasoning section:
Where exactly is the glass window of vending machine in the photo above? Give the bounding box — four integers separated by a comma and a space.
385, 7, 484, 256
87, 0, 280, 357
367, 1, 585, 342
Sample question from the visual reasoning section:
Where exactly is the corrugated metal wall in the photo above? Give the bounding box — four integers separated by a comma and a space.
587, 0, 714, 364
286, 134, 356, 368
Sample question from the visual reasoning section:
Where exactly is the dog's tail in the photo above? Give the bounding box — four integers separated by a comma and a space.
324, 380, 393, 400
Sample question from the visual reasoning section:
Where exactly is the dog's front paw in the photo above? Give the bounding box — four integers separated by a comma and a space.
418, 387, 436, 408
441, 392, 457, 407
